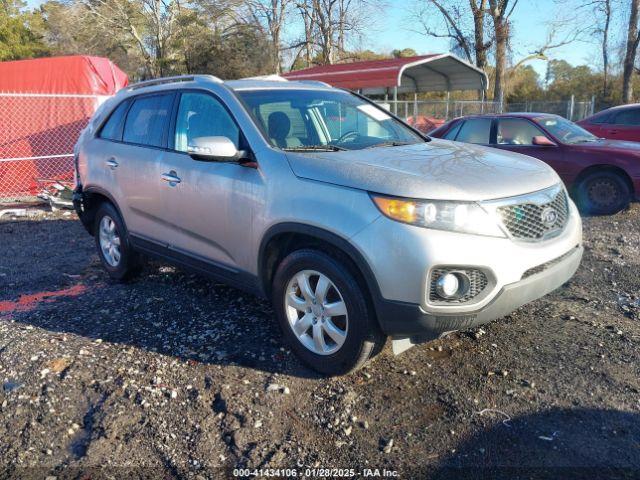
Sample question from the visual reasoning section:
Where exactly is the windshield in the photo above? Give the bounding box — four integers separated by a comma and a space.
535, 116, 598, 144
236, 89, 425, 151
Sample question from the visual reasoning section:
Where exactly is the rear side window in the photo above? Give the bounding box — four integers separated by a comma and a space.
99, 101, 129, 141
611, 108, 640, 126
454, 118, 492, 144
123, 94, 174, 147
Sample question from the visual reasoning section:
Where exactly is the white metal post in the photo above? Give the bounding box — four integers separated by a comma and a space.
568, 95, 575, 120
445, 91, 450, 120
393, 86, 398, 116
414, 93, 418, 118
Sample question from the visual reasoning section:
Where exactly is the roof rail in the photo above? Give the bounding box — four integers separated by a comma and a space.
295, 80, 331, 87
126, 75, 223, 91
241, 74, 289, 82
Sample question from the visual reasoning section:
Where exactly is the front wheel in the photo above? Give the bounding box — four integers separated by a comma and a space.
575, 171, 631, 215
272, 249, 385, 376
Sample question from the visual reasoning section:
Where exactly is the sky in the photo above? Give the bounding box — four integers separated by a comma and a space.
368, 0, 600, 78
25, 0, 602, 78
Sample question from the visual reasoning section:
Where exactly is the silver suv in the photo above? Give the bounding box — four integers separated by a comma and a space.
74, 75, 583, 375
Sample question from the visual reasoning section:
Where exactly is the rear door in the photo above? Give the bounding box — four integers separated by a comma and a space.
603, 108, 640, 142
492, 117, 567, 176
114, 92, 176, 241
159, 90, 263, 270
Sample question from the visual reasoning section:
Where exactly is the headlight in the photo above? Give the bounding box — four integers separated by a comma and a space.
371, 194, 506, 237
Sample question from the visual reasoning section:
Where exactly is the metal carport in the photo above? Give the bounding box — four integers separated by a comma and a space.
282, 53, 488, 116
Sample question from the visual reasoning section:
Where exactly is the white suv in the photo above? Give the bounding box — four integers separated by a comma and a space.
73, 75, 583, 375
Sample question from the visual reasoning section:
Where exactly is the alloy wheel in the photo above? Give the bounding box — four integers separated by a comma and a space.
284, 270, 348, 355
99, 215, 121, 267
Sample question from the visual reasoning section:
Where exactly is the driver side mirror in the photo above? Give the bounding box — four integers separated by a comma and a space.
187, 136, 244, 162
532, 135, 556, 147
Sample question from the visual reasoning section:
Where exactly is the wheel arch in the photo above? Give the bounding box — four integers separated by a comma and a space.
572, 164, 635, 197
77, 186, 125, 235
258, 223, 383, 317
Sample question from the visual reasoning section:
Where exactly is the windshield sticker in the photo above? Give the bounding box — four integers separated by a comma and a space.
357, 104, 391, 121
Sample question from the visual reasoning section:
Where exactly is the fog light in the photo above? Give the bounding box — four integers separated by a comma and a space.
435, 273, 460, 298
434, 271, 471, 300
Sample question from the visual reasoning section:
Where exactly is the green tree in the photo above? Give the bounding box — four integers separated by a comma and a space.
0, 0, 49, 60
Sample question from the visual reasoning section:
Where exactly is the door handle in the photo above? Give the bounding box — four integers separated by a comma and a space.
106, 158, 119, 169
161, 171, 181, 185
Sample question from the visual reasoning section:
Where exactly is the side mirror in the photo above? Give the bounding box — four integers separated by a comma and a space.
532, 135, 556, 146
187, 136, 241, 162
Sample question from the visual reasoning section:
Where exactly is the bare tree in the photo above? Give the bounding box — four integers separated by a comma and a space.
411, 0, 490, 69
487, 0, 518, 104
469, 0, 490, 70
623, 0, 640, 103
78, 0, 182, 77
295, 0, 316, 66
247, 0, 291, 73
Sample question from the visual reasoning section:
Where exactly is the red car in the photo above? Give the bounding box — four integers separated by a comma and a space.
429, 113, 640, 214
577, 104, 640, 142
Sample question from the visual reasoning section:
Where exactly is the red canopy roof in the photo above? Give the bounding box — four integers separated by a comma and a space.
0, 55, 128, 95
283, 54, 487, 94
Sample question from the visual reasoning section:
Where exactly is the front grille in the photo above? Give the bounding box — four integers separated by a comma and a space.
522, 246, 579, 279
497, 189, 569, 241
429, 268, 488, 304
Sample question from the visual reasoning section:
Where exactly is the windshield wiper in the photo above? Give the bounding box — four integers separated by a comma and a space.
283, 144, 347, 152
365, 141, 412, 149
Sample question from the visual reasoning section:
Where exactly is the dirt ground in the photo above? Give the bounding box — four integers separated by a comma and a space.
1, 205, 639, 480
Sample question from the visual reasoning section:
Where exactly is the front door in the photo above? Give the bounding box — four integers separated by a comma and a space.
160, 91, 263, 271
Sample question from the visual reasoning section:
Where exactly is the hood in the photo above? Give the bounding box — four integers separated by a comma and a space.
285, 139, 560, 201
572, 138, 640, 154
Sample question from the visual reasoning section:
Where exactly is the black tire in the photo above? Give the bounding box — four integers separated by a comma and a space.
272, 249, 385, 376
93, 202, 140, 281
575, 171, 631, 215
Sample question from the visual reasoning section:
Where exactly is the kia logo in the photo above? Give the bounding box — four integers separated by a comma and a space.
541, 207, 558, 227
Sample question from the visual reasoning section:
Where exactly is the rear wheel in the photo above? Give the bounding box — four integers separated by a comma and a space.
575, 171, 631, 215
94, 202, 140, 281
272, 249, 385, 376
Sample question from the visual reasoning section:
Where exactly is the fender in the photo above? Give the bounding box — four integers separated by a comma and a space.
258, 222, 385, 307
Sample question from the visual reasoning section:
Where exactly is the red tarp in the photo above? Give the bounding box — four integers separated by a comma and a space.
0, 55, 128, 95
0, 56, 128, 199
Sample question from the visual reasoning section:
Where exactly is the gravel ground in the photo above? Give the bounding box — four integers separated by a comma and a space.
1, 206, 639, 479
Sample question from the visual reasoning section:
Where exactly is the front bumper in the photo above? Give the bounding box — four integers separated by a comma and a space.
376, 244, 583, 341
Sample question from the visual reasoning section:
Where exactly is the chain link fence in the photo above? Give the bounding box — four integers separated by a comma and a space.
377, 97, 596, 131
0, 93, 105, 203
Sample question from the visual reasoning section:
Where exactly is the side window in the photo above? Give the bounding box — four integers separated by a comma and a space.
455, 118, 492, 144
611, 109, 640, 126
443, 121, 463, 140
589, 112, 611, 124
99, 100, 129, 141
496, 118, 545, 145
122, 93, 174, 147
174, 92, 240, 152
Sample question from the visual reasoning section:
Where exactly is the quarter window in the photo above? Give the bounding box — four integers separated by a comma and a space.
174, 92, 240, 152
99, 100, 129, 141
454, 118, 492, 144
496, 118, 545, 145
122, 93, 174, 147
